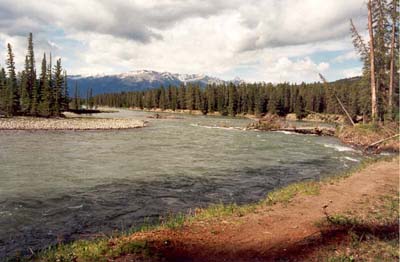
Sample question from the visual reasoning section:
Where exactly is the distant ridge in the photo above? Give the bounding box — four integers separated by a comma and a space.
67, 70, 245, 96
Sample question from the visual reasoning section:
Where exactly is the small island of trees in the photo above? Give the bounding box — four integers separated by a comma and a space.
0, 33, 68, 117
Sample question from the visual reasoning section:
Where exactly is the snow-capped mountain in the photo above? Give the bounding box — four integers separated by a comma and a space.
68, 70, 244, 96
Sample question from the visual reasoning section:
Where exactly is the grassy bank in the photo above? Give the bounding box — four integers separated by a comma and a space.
23, 156, 397, 262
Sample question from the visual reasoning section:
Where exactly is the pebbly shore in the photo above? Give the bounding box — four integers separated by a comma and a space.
0, 117, 147, 130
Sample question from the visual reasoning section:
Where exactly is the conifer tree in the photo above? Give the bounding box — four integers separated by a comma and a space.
88, 87, 94, 109
0, 67, 6, 114
72, 82, 80, 110
228, 83, 237, 116
53, 58, 64, 115
159, 85, 166, 110
62, 71, 69, 111
26, 33, 39, 116
294, 95, 307, 119
19, 57, 30, 114
38, 53, 51, 116
6, 43, 19, 115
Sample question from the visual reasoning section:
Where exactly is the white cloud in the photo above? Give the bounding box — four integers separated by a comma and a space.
256, 57, 330, 83
0, 0, 367, 83
332, 51, 359, 63
341, 67, 362, 78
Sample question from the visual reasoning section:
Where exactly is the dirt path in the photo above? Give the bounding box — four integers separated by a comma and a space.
118, 158, 399, 262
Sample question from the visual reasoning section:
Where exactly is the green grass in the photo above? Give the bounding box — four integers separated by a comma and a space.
263, 181, 320, 205
29, 238, 150, 262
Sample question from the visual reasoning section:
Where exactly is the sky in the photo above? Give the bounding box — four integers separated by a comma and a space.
0, 0, 368, 83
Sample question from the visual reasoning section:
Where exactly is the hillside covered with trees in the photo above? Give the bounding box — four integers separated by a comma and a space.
0, 33, 68, 117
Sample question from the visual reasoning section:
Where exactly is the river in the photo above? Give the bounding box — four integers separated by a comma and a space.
0, 110, 364, 259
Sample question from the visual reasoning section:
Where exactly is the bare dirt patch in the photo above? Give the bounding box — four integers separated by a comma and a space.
117, 158, 399, 262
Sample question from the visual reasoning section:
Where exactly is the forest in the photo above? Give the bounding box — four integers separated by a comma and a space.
93, 78, 374, 120
0, 33, 68, 117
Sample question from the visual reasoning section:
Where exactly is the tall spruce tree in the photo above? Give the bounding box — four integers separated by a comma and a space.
38, 54, 51, 116
0, 67, 6, 114
26, 33, 39, 116
228, 83, 237, 116
52, 58, 64, 115
6, 44, 19, 115
62, 71, 69, 111
73, 82, 80, 110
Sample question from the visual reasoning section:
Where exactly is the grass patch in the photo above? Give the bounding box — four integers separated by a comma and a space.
32, 238, 150, 262
190, 202, 258, 222
160, 212, 187, 229
263, 181, 320, 205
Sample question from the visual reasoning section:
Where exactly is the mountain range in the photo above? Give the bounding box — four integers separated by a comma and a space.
67, 70, 245, 96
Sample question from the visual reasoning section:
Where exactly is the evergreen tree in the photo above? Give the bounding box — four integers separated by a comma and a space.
294, 95, 307, 119
19, 57, 30, 114
62, 71, 69, 111
38, 54, 51, 116
6, 43, 19, 115
52, 58, 64, 115
26, 33, 39, 116
0, 67, 7, 114
88, 87, 94, 109
228, 83, 237, 116
194, 85, 202, 111
159, 85, 166, 110
72, 82, 80, 110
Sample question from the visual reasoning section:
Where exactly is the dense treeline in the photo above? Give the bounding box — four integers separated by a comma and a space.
94, 77, 391, 121
0, 33, 68, 117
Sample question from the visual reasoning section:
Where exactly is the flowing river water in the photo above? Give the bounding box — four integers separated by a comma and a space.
0, 110, 365, 259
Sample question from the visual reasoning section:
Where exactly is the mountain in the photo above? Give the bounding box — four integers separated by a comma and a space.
67, 70, 244, 96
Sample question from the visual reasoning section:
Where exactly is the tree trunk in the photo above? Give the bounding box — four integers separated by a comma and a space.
388, 0, 397, 119
368, 0, 378, 122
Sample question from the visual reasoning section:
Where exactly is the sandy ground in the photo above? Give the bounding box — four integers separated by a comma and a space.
116, 158, 399, 262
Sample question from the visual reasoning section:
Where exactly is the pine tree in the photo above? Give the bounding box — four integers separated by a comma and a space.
194, 85, 202, 111
0, 67, 7, 114
294, 95, 307, 119
186, 84, 195, 110
228, 83, 237, 116
6, 43, 19, 115
26, 33, 39, 116
72, 82, 80, 110
52, 58, 64, 115
88, 87, 94, 109
159, 85, 166, 110
62, 71, 69, 111
19, 57, 30, 114
38, 53, 51, 116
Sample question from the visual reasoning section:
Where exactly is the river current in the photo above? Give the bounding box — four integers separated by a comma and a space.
0, 110, 364, 259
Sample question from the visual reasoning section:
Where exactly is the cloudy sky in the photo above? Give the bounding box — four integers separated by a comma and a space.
0, 0, 368, 83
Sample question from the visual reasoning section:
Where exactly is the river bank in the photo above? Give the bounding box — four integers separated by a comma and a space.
0, 116, 146, 130
33, 156, 399, 262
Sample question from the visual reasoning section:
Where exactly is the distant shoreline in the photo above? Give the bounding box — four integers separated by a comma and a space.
0, 116, 146, 131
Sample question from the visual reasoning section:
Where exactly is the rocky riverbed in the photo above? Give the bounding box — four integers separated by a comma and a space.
0, 117, 147, 130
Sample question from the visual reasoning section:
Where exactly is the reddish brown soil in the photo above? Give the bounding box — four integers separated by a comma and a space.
117, 158, 399, 262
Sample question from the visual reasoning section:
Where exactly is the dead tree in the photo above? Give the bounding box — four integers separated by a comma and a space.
388, 0, 397, 117
319, 74, 355, 126
368, 0, 378, 121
